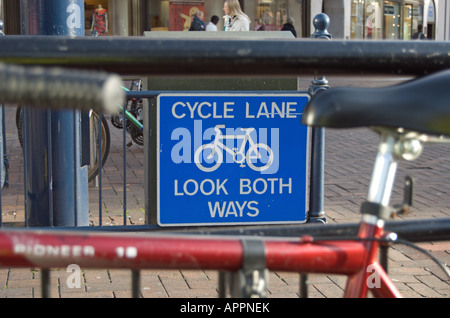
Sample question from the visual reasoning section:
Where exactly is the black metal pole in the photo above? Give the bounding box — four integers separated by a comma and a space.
40, 269, 50, 298
300, 274, 308, 298
131, 270, 141, 298
0, 37, 450, 76
307, 14, 332, 224
20, 0, 89, 227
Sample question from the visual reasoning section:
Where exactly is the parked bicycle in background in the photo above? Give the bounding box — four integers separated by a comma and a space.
112, 79, 144, 147
15, 79, 144, 183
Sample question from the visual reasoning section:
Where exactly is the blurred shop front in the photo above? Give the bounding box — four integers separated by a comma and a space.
147, 0, 304, 36
70, 0, 305, 37
85, 0, 148, 36
103, 1, 312, 36
0, 0, 439, 39
350, 0, 429, 40
0, 0, 149, 35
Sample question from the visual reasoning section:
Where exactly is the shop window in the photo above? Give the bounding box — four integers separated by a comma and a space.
352, 0, 424, 40
427, 0, 435, 39
384, 1, 401, 39
256, 0, 288, 31
351, 0, 364, 39
168, 1, 205, 31
403, 4, 412, 39
85, 0, 109, 36
352, 0, 383, 40
365, 0, 383, 39
412, 4, 423, 35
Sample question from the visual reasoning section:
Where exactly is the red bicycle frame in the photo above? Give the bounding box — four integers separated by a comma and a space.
0, 215, 402, 298
343, 215, 402, 298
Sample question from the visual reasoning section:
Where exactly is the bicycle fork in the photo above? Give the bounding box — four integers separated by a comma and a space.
344, 129, 421, 298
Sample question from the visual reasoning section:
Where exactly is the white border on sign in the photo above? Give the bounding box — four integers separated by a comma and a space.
156, 93, 311, 227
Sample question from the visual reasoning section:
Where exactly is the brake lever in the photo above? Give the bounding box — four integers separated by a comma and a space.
392, 176, 414, 218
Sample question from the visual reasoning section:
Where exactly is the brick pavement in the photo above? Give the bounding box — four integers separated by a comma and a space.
0, 76, 448, 298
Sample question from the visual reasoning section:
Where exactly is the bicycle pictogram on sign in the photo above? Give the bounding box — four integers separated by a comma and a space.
194, 125, 274, 173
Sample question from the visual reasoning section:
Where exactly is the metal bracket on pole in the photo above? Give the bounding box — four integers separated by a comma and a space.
219, 239, 268, 298
307, 13, 332, 225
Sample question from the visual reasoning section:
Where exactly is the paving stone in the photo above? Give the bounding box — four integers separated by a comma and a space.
1, 76, 449, 298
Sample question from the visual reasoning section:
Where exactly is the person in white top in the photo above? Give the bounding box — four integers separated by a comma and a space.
206, 15, 219, 31
223, 0, 250, 31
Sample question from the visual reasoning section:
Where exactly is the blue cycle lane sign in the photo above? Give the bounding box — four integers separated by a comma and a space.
157, 93, 310, 226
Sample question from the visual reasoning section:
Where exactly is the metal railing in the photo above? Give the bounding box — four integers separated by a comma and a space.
0, 31, 450, 298
1, 37, 450, 76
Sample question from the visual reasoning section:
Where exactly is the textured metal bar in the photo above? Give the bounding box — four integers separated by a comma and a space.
169, 217, 450, 243
0, 37, 450, 76
28, 217, 450, 243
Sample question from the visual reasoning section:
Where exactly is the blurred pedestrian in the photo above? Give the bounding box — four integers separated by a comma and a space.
412, 24, 426, 40
206, 15, 220, 31
254, 18, 264, 31
189, 9, 205, 31
281, 17, 297, 37
223, 0, 250, 31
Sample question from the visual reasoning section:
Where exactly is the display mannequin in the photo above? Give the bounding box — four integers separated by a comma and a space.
91, 4, 108, 36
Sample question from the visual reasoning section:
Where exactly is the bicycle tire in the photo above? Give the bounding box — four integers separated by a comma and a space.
15, 106, 110, 183
88, 111, 110, 182
247, 144, 274, 172
16, 105, 24, 149
194, 144, 223, 172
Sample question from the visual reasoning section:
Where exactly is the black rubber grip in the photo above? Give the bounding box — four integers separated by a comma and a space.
0, 63, 124, 114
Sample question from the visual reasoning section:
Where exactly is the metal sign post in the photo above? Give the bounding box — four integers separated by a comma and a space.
20, 0, 88, 227
157, 93, 310, 226
307, 13, 332, 224
0, 19, 5, 192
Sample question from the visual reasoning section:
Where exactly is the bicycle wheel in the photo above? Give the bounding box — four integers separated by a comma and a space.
16, 105, 24, 149
88, 110, 110, 182
246, 144, 274, 172
194, 144, 222, 172
15, 106, 110, 183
